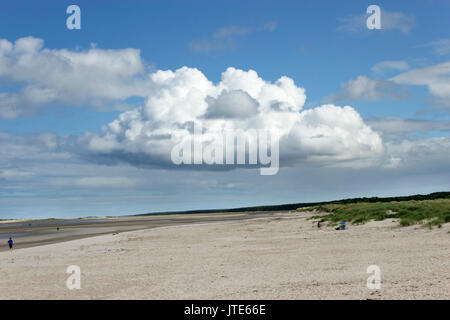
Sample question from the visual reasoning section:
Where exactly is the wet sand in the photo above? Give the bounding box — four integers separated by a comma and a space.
0, 212, 270, 252
0, 211, 448, 299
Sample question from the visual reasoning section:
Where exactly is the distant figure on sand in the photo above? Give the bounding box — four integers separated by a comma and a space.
317, 221, 321, 229
57, 226, 59, 231
8, 237, 13, 250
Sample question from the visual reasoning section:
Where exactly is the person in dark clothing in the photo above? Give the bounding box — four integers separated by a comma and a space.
8, 237, 13, 250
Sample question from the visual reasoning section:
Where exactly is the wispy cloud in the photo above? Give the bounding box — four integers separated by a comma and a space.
371, 60, 410, 75
367, 117, 450, 140
189, 21, 277, 53
423, 38, 450, 56
328, 75, 410, 102
0, 169, 35, 180
337, 8, 415, 34
330, 61, 450, 109
391, 61, 450, 108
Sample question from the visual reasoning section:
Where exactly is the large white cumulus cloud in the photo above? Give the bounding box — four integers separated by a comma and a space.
81, 66, 383, 168
0, 36, 384, 169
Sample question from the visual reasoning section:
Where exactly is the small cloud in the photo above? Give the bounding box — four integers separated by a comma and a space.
189, 40, 226, 54
371, 60, 410, 75
213, 26, 254, 39
189, 21, 277, 53
382, 11, 415, 34
328, 75, 410, 102
337, 8, 414, 34
337, 13, 366, 33
423, 38, 450, 56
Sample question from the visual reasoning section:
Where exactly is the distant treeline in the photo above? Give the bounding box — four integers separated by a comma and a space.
134, 191, 450, 216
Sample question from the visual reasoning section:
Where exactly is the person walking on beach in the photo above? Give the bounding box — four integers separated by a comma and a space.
8, 237, 13, 250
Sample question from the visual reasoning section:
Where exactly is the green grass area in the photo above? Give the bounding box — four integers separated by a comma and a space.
297, 199, 450, 228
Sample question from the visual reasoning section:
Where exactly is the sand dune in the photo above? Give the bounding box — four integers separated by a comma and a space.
0, 212, 449, 299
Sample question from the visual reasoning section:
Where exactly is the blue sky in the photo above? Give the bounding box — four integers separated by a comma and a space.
1, 0, 450, 219
1, 0, 449, 131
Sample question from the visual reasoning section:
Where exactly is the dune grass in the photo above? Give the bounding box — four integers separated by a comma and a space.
297, 199, 450, 228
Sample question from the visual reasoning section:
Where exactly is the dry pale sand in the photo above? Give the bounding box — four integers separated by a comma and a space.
0, 212, 449, 300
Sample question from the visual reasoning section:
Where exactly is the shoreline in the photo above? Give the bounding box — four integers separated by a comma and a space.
0, 211, 275, 252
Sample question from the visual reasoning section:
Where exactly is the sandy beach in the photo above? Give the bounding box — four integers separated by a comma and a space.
0, 211, 449, 299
